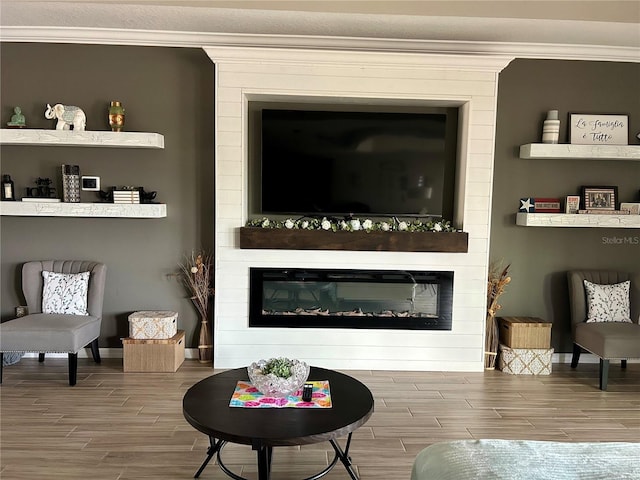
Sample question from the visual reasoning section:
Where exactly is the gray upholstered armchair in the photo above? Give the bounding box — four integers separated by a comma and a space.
0, 260, 106, 386
567, 270, 640, 390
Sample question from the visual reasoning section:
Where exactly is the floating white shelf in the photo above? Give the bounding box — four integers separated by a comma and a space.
0, 129, 164, 149
519, 143, 640, 160
0, 201, 167, 218
516, 212, 640, 229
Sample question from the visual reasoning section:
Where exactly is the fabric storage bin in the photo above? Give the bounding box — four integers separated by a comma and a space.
498, 316, 551, 348
499, 344, 553, 375
122, 330, 185, 372
128, 310, 178, 339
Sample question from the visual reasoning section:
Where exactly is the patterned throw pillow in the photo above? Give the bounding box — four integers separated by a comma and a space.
42, 271, 90, 315
583, 279, 631, 323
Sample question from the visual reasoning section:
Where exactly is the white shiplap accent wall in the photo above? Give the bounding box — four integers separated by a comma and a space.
205, 46, 512, 372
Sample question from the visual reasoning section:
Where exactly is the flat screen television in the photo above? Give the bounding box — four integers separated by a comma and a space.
257, 107, 458, 219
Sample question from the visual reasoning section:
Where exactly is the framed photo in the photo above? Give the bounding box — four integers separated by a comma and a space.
81, 176, 100, 191
581, 186, 617, 211
570, 114, 628, 145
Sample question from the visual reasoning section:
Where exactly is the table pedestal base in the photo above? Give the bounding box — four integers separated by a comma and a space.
193, 433, 359, 480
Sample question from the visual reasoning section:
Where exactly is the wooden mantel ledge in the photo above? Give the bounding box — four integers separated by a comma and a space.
239, 227, 469, 253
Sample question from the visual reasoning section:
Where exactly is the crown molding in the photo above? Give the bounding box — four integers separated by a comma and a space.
1, 26, 639, 63
203, 45, 514, 73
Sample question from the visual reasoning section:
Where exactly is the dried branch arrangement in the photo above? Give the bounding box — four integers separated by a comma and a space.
179, 251, 214, 363
485, 261, 511, 369
179, 252, 214, 318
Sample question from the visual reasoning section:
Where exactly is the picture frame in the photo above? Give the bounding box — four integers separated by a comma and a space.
81, 176, 100, 191
581, 186, 617, 211
569, 113, 628, 145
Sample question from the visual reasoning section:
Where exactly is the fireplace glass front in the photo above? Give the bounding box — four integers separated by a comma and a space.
249, 268, 453, 330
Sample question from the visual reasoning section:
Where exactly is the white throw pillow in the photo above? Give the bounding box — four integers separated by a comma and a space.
583, 279, 631, 323
42, 271, 90, 315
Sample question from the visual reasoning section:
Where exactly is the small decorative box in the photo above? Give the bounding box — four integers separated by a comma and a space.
128, 310, 178, 339
112, 189, 140, 204
122, 330, 185, 373
498, 316, 552, 349
499, 344, 553, 375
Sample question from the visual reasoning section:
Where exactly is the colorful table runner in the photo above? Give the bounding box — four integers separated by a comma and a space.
229, 380, 332, 408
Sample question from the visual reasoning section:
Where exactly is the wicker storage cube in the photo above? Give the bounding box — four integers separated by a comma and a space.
122, 330, 185, 373
499, 344, 553, 375
128, 310, 178, 339
498, 316, 551, 348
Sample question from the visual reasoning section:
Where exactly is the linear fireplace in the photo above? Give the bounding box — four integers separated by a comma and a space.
249, 268, 453, 330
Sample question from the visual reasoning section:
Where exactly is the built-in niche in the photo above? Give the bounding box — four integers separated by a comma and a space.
247, 99, 460, 224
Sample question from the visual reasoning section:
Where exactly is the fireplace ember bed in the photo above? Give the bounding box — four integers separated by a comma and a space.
249, 268, 453, 330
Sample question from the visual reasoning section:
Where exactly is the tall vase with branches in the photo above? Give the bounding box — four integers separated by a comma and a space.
180, 252, 214, 364
485, 261, 511, 370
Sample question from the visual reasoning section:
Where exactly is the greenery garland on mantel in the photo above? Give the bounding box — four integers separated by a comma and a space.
245, 216, 460, 233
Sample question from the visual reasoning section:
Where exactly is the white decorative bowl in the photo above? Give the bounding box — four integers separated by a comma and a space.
247, 358, 310, 397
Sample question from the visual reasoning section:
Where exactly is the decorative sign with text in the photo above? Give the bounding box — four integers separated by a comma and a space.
570, 114, 628, 145
518, 198, 561, 213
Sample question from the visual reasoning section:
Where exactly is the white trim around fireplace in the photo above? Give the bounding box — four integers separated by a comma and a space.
206, 45, 511, 372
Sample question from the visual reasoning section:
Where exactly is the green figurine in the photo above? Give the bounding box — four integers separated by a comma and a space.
7, 106, 26, 128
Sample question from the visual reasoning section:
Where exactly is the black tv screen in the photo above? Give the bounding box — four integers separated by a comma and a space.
259, 108, 457, 218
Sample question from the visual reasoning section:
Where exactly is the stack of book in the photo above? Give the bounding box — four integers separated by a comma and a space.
112, 189, 140, 204
22, 197, 60, 202
578, 210, 629, 215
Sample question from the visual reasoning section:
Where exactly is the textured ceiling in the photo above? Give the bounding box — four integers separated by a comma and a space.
1, 1, 639, 49
4, 0, 639, 23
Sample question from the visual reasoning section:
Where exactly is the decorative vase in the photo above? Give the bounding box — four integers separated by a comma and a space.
542, 110, 560, 144
61, 165, 81, 203
484, 314, 499, 370
108, 101, 125, 132
198, 315, 213, 364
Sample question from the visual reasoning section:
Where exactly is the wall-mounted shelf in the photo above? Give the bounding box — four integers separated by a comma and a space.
519, 143, 640, 160
239, 227, 469, 252
516, 212, 640, 229
0, 129, 164, 149
0, 201, 167, 218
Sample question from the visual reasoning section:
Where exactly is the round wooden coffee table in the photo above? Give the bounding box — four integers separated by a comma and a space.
183, 366, 374, 480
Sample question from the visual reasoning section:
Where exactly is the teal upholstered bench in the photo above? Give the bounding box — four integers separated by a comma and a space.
411, 439, 640, 479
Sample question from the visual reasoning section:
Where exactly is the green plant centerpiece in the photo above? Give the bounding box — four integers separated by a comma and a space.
248, 357, 310, 398
262, 358, 294, 378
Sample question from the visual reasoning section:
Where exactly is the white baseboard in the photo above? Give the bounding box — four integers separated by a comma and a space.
552, 352, 638, 364
18, 350, 637, 365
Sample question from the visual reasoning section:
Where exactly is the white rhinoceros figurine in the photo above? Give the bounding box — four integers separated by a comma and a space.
44, 103, 86, 131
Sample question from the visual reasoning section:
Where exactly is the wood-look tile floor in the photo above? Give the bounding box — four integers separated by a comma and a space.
1, 358, 639, 479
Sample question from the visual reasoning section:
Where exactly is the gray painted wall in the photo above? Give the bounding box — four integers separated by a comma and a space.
491, 59, 640, 353
0, 43, 214, 348
1, 45, 638, 355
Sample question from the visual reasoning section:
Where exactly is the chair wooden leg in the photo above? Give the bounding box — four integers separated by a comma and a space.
621, 359, 627, 369
599, 359, 609, 391
90, 338, 101, 364
38, 353, 45, 362
1, 353, 3, 384
68, 353, 78, 386
570, 343, 581, 368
